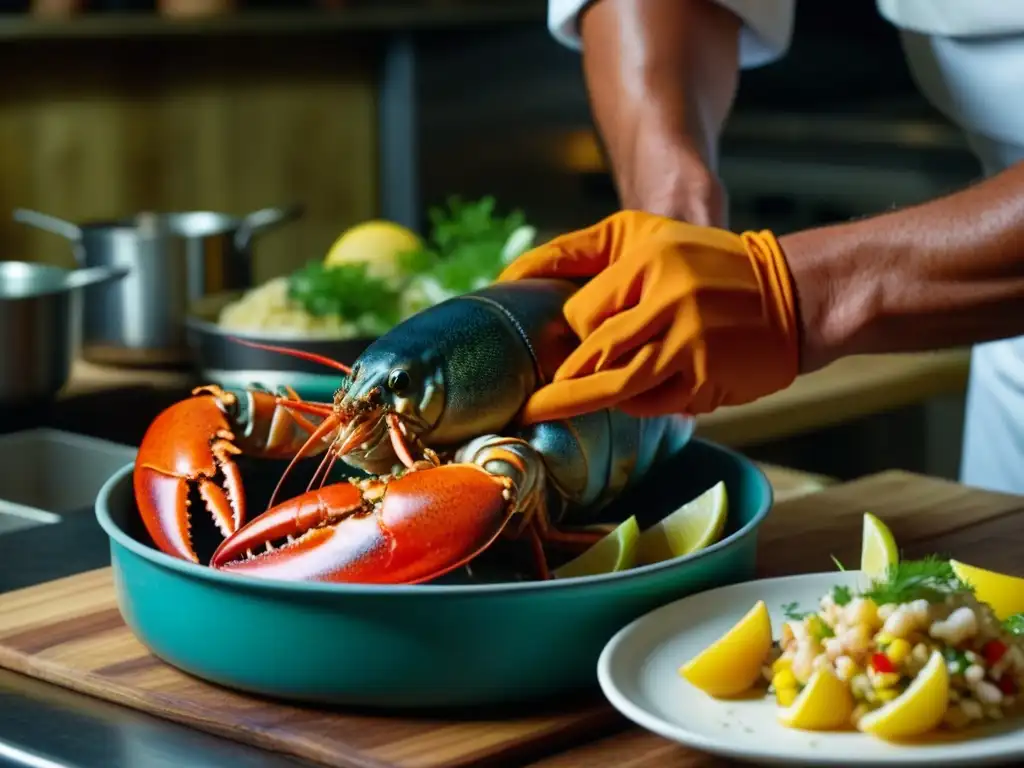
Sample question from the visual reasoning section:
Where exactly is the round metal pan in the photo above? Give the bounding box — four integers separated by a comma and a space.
184, 290, 375, 401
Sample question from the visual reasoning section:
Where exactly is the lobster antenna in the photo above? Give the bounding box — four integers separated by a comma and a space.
266, 413, 341, 511
228, 337, 352, 375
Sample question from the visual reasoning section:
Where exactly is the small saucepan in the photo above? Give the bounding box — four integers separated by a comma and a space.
12, 205, 304, 368
0, 261, 129, 407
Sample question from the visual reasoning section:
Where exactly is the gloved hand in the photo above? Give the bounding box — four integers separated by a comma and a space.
497, 211, 800, 424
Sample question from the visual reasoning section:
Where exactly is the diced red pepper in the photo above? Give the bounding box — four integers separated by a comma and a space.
983, 640, 1008, 665
871, 653, 895, 674
997, 674, 1017, 695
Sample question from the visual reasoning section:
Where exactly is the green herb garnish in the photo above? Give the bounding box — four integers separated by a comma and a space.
287, 261, 402, 332
397, 195, 533, 295
831, 555, 847, 571
782, 602, 809, 621
285, 195, 535, 330
1004, 613, 1024, 636
943, 646, 969, 674
831, 585, 853, 606
809, 618, 835, 641
862, 556, 973, 605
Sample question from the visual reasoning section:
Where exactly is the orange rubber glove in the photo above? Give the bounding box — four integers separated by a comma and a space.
497, 211, 800, 424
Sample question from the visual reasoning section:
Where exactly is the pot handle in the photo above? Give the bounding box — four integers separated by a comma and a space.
12, 208, 83, 241
13, 208, 88, 267
63, 265, 131, 291
234, 203, 304, 251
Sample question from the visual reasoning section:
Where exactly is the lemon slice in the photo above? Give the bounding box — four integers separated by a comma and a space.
858, 650, 948, 740
552, 516, 639, 579
323, 220, 423, 281
636, 481, 728, 565
679, 600, 772, 698
777, 666, 855, 731
950, 560, 1024, 621
861, 512, 899, 579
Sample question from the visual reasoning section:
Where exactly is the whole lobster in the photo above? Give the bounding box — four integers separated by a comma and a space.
133, 278, 696, 584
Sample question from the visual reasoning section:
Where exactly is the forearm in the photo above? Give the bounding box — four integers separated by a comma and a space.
578, 0, 741, 224
783, 161, 1024, 371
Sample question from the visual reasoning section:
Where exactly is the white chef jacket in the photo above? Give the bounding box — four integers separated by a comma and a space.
548, 0, 1024, 495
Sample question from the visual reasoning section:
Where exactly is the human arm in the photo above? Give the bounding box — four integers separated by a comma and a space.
785, 159, 1024, 371
578, 0, 738, 224
497, 162, 1024, 423
554, 0, 795, 225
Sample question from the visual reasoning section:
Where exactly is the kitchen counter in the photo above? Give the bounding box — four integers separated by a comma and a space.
1, 466, 1019, 767
696, 349, 970, 447
0, 387, 834, 768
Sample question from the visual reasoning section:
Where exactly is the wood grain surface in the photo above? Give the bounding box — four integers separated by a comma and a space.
0, 568, 619, 768
0, 469, 1019, 768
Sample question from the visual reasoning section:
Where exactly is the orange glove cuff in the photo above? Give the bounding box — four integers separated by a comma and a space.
739, 229, 801, 392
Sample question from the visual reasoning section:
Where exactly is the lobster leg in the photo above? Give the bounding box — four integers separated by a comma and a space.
210, 464, 516, 584
454, 434, 605, 579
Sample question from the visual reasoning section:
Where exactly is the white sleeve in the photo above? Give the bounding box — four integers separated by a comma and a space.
548, 0, 796, 69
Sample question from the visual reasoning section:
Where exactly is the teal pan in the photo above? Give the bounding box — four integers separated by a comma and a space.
95, 438, 773, 710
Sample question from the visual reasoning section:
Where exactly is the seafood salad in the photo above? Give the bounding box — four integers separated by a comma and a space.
765, 557, 1024, 734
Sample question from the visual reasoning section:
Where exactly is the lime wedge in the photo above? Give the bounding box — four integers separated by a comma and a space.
861, 512, 899, 579
636, 481, 728, 566
553, 516, 639, 578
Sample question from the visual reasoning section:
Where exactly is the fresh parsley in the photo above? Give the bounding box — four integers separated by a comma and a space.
397, 195, 533, 295
286, 195, 535, 329
1004, 613, 1024, 636
862, 556, 973, 605
831, 585, 853, 606
286, 261, 402, 332
782, 602, 809, 621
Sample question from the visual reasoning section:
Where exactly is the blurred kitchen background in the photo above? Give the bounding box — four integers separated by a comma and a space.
0, 0, 981, 484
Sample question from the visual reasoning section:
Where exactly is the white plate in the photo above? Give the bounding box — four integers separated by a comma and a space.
597, 571, 1024, 766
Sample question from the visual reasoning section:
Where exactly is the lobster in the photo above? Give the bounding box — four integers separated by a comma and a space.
132, 278, 696, 584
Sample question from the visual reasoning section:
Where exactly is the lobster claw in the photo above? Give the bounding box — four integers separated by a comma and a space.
210, 464, 517, 584
133, 393, 246, 563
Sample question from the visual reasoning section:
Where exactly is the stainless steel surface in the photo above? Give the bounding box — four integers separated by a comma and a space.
0, 431, 312, 768
0, 429, 137, 516
0, 669, 314, 768
0, 262, 127, 407
12, 205, 303, 368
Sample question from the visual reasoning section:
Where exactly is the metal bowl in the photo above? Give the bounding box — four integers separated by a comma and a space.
95, 438, 773, 710
185, 290, 375, 401
0, 261, 127, 407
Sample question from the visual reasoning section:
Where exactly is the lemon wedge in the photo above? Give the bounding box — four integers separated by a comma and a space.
857, 649, 948, 740
861, 512, 899, 580
777, 666, 855, 731
636, 481, 728, 565
552, 516, 639, 578
949, 560, 1024, 621
323, 220, 423, 281
679, 600, 772, 698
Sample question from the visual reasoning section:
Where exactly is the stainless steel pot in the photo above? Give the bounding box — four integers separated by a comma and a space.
12, 205, 303, 367
0, 261, 128, 407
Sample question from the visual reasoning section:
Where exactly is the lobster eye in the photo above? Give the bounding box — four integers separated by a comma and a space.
387, 368, 410, 394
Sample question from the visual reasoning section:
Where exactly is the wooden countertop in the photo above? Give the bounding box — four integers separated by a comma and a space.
695, 349, 970, 446
0, 468, 1017, 767
63, 348, 971, 449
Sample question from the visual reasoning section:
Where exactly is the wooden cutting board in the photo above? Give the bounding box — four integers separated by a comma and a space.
0, 567, 620, 768
3, 470, 1018, 768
